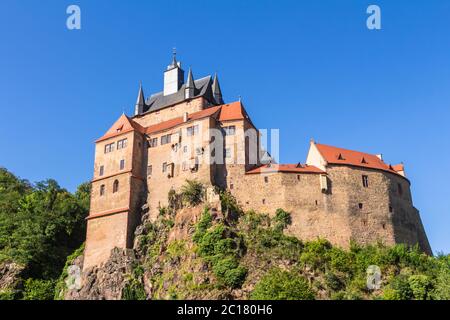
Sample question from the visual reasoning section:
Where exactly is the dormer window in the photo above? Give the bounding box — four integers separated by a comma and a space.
337, 153, 345, 160
116, 125, 123, 133
361, 157, 368, 164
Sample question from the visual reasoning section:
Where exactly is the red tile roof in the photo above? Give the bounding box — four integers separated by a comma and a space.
97, 101, 250, 141
96, 114, 146, 142
246, 164, 325, 175
314, 143, 404, 177
218, 101, 246, 121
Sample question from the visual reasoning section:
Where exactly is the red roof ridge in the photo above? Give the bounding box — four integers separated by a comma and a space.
314, 142, 406, 178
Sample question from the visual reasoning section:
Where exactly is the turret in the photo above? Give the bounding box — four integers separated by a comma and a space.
212, 73, 224, 104
185, 67, 195, 99
163, 49, 184, 96
134, 82, 145, 116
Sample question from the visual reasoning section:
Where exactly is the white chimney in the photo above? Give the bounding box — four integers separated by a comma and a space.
376, 154, 383, 160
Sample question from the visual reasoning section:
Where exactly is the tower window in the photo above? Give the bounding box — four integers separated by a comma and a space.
224, 126, 236, 136
264, 176, 269, 183
162, 162, 168, 173
398, 183, 403, 196
149, 138, 158, 148
362, 175, 369, 188
358, 203, 363, 209
104, 143, 115, 153
389, 206, 393, 213
230, 183, 234, 190
297, 175, 301, 181
99, 165, 104, 176
161, 134, 171, 145
120, 159, 125, 170
100, 184, 105, 196
187, 125, 199, 137
117, 138, 128, 150
147, 165, 152, 176
262, 199, 266, 204
113, 180, 119, 193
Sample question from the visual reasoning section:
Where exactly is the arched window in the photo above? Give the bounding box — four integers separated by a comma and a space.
113, 180, 119, 193
100, 184, 105, 196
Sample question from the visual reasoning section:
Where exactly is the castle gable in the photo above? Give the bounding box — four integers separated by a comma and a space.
96, 114, 145, 143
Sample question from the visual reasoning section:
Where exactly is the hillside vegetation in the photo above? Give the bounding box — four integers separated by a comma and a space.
0, 168, 88, 299
0, 170, 449, 300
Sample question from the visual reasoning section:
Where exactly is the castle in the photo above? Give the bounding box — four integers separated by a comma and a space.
83, 54, 431, 270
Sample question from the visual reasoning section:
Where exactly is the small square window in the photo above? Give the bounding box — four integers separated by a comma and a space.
100, 184, 105, 196
162, 162, 167, 173
120, 159, 125, 170
161, 134, 171, 145
358, 203, 363, 209
147, 165, 152, 176
389, 206, 393, 213
297, 175, 301, 181
99, 165, 104, 176
262, 199, 266, 204
264, 176, 269, 183
230, 183, 234, 190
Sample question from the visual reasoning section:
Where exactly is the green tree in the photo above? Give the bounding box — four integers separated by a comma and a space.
251, 268, 315, 300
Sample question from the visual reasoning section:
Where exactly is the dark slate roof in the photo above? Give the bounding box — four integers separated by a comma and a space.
142, 75, 218, 114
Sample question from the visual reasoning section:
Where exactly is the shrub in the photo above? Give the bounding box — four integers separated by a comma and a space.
251, 268, 315, 300
122, 279, 147, 300
220, 190, 242, 217
22, 279, 55, 300
181, 180, 204, 206
273, 209, 291, 232
408, 275, 431, 300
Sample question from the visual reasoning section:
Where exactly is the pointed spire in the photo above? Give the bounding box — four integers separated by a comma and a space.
185, 67, 196, 100
134, 82, 146, 115
168, 47, 178, 70
186, 67, 195, 89
212, 73, 223, 104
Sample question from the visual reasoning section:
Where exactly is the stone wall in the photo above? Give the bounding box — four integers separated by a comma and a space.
133, 97, 208, 127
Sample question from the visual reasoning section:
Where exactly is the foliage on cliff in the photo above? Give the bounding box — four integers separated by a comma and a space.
0, 168, 89, 299
120, 183, 450, 300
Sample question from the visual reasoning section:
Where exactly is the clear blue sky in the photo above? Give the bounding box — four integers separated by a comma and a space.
0, 0, 449, 253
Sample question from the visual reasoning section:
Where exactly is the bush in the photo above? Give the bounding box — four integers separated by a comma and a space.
22, 279, 55, 300
408, 275, 431, 300
122, 279, 147, 300
181, 180, 204, 206
251, 268, 315, 300
273, 209, 291, 232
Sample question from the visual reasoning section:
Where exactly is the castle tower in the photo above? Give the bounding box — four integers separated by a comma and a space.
83, 114, 146, 270
163, 50, 185, 96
